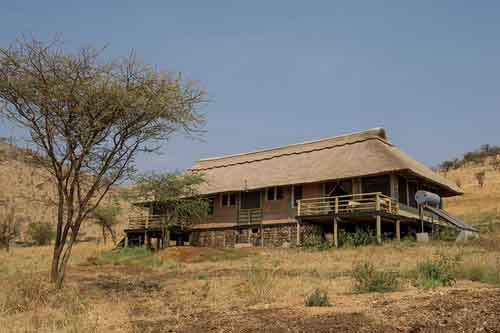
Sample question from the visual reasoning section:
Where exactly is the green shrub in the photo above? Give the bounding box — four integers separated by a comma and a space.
304, 288, 331, 307
301, 234, 333, 251
196, 273, 209, 280
438, 227, 459, 241
92, 247, 159, 266
339, 227, 377, 247
352, 262, 400, 293
415, 253, 459, 289
26, 222, 54, 246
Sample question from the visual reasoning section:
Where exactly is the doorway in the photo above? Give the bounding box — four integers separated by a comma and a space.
240, 190, 261, 209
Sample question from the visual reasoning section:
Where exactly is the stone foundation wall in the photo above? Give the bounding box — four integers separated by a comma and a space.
190, 222, 319, 248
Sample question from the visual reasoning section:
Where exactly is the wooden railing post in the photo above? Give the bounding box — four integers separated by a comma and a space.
297, 199, 301, 216
375, 193, 381, 211
334, 197, 339, 214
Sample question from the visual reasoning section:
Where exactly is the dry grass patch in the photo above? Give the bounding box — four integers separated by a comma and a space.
0, 271, 97, 332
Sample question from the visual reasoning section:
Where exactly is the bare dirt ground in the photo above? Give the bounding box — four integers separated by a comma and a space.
2, 242, 500, 332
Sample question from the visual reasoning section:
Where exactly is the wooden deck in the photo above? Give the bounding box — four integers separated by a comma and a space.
126, 214, 164, 231
297, 192, 399, 218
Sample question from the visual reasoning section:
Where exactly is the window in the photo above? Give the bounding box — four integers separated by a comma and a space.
252, 228, 259, 234
408, 182, 418, 208
266, 186, 283, 201
361, 176, 390, 196
267, 187, 275, 201
398, 176, 408, 205
324, 181, 352, 196
207, 196, 215, 215
291, 185, 303, 207
221, 193, 237, 207
230, 193, 237, 206
276, 186, 283, 200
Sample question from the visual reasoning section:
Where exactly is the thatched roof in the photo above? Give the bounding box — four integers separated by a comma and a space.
190, 128, 462, 197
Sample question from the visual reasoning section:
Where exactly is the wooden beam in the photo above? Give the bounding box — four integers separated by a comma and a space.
396, 220, 401, 241
376, 215, 382, 244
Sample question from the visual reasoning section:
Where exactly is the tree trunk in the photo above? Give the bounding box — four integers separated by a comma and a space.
102, 224, 107, 244
51, 184, 65, 284
51, 244, 63, 284
51, 210, 83, 288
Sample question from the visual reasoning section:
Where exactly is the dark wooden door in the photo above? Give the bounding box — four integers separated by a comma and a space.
241, 190, 261, 209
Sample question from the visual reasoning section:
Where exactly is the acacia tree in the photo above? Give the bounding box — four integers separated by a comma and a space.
92, 204, 121, 244
0, 38, 206, 288
475, 171, 486, 188
133, 171, 209, 243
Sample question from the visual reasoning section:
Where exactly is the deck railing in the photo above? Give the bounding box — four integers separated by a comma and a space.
127, 214, 164, 230
238, 208, 263, 224
297, 192, 399, 217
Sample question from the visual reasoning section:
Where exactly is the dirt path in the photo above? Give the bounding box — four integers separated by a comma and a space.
170, 288, 500, 333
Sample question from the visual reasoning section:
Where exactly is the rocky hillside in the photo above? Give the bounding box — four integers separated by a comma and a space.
0, 139, 131, 241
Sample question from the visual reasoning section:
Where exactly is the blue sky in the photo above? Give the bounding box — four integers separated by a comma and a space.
1, 1, 499, 172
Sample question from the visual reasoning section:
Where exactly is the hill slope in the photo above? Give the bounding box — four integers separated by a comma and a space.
440, 155, 500, 226
0, 140, 131, 241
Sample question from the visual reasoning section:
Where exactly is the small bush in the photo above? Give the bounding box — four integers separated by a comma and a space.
304, 288, 331, 307
475, 171, 486, 187
339, 227, 377, 247
438, 227, 459, 241
301, 234, 332, 251
352, 262, 400, 293
26, 222, 54, 246
245, 260, 277, 304
415, 253, 459, 289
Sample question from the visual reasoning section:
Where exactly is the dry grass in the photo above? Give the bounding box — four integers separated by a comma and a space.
0, 239, 499, 332
0, 145, 131, 242
441, 160, 500, 222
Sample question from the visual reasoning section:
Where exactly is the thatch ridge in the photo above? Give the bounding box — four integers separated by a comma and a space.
189, 128, 462, 197
191, 128, 388, 171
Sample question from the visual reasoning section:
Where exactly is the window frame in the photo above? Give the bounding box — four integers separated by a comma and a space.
266, 186, 284, 201
221, 192, 237, 208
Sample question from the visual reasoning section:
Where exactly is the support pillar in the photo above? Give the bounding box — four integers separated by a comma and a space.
124, 235, 129, 248
396, 220, 401, 242
376, 215, 382, 244
296, 219, 301, 246
333, 216, 338, 248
